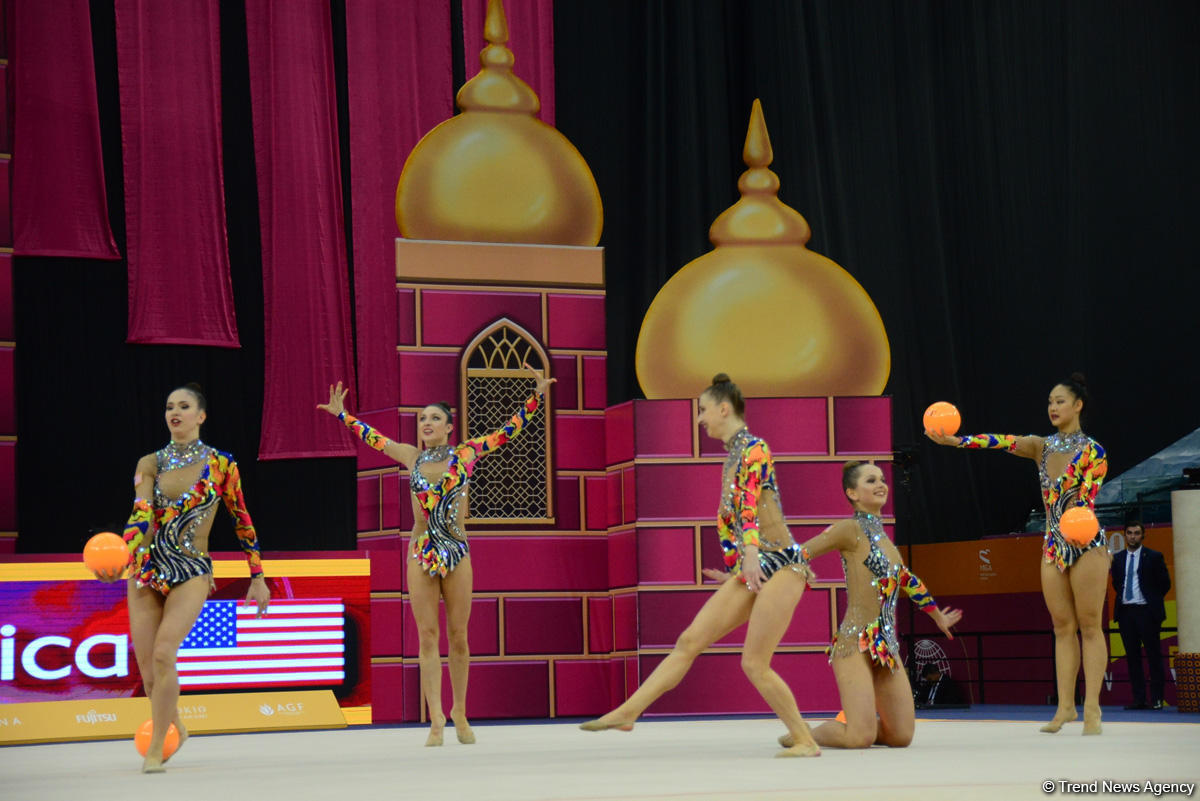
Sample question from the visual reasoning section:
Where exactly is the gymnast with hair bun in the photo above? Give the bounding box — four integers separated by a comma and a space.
580, 373, 821, 757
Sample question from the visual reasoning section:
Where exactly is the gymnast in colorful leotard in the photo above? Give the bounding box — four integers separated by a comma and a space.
320, 364, 553, 747
581, 374, 821, 757
777, 461, 961, 750
94, 383, 270, 773
926, 372, 1109, 735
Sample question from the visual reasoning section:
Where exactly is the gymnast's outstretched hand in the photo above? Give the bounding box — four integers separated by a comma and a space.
524, 362, 556, 397
931, 606, 963, 639
317, 381, 350, 417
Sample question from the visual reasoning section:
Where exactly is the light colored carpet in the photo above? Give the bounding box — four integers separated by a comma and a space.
2, 716, 1197, 801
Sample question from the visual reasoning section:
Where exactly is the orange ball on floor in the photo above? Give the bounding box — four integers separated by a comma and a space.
134, 719, 180, 759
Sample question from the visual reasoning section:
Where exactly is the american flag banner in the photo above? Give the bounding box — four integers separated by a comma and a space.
176, 599, 346, 689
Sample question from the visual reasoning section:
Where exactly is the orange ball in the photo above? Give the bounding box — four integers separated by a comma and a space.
1060, 506, 1100, 547
134, 719, 180, 759
923, 401, 961, 436
83, 532, 128, 575
835, 710, 847, 723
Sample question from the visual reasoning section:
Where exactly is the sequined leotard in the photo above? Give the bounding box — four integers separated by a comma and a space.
718, 427, 806, 582
340, 393, 542, 577
801, 512, 939, 672
122, 443, 263, 595
959, 431, 1107, 571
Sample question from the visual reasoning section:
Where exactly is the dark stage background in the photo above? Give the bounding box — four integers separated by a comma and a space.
13, 0, 1200, 552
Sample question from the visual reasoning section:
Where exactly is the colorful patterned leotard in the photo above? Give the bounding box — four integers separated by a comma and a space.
959, 431, 1107, 571
340, 393, 542, 577
802, 512, 939, 672
122, 447, 263, 595
717, 428, 806, 582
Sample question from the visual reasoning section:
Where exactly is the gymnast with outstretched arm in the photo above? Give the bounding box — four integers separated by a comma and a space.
319, 363, 553, 746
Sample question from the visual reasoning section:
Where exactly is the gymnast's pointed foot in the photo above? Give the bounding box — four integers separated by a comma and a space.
141, 754, 166, 774
426, 715, 445, 747
1039, 707, 1078, 733
1082, 704, 1102, 735
775, 722, 820, 757
451, 708, 475, 744
579, 714, 635, 732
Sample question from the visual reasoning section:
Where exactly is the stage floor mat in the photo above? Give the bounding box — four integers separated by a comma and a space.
3, 713, 1198, 801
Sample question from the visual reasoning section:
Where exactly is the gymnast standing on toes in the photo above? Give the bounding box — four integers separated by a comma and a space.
927, 373, 1109, 735
95, 384, 270, 773
581, 374, 821, 757
778, 462, 961, 751
320, 364, 553, 747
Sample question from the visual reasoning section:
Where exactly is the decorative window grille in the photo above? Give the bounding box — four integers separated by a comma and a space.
461, 319, 553, 524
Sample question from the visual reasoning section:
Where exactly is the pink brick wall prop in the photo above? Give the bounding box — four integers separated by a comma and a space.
613, 591, 637, 651
399, 597, 500, 657
397, 351, 458, 407
550, 354, 577, 408
367, 548, 405, 592
554, 413, 606, 470
634, 399, 692, 457
0, 347, 13, 433
775, 462, 859, 517
0, 160, 10, 246
370, 663, 405, 722
638, 590, 831, 649
608, 527, 637, 588
833, 396, 892, 454
0, 442, 15, 530
588, 596, 613, 653
640, 652, 839, 716
698, 398, 828, 457
504, 597, 583, 654
381, 472, 412, 531
556, 475, 581, 530
0, 253, 12, 340
585, 475, 607, 531
396, 288, 415, 346
470, 536, 609, 592
635, 464, 720, 520
621, 467, 636, 524
605, 401, 634, 465
606, 471, 621, 527
420, 289, 542, 345
555, 660, 615, 716
637, 527, 695, 585
582, 356, 606, 409
369, 597, 406, 657
357, 475, 379, 532
440, 662, 550, 718
546, 293, 605, 349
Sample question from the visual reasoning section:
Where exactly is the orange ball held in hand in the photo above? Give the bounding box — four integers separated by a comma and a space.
923, 402, 962, 436
83, 532, 128, 575
134, 719, 180, 758
1060, 506, 1100, 547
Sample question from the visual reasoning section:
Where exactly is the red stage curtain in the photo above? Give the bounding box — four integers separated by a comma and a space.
245, 0, 356, 459
11, 0, 121, 260
462, 0, 556, 125
116, 0, 239, 347
345, 0, 453, 412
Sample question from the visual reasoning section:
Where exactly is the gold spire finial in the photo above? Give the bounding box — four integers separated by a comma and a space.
709, 99, 811, 246
456, 0, 539, 114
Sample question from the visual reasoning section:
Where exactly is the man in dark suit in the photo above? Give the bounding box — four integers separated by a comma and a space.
1111, 521, 1172, 709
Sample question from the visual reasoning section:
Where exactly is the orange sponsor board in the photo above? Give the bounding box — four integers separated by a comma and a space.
909, 535, 1044, 596
909, 525, 1175, 599
0, 689, 344, 746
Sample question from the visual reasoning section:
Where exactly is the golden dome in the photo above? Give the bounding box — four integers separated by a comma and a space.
395, 0, 602, 246
636, 100, 891, 398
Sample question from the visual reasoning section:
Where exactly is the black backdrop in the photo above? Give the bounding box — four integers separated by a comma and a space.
13, 1, 1200, 553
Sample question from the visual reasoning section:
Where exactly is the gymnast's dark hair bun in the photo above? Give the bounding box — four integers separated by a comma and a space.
704, 373, 745, 417
175, 382, 207, 411
1056, 372, 1090, 415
